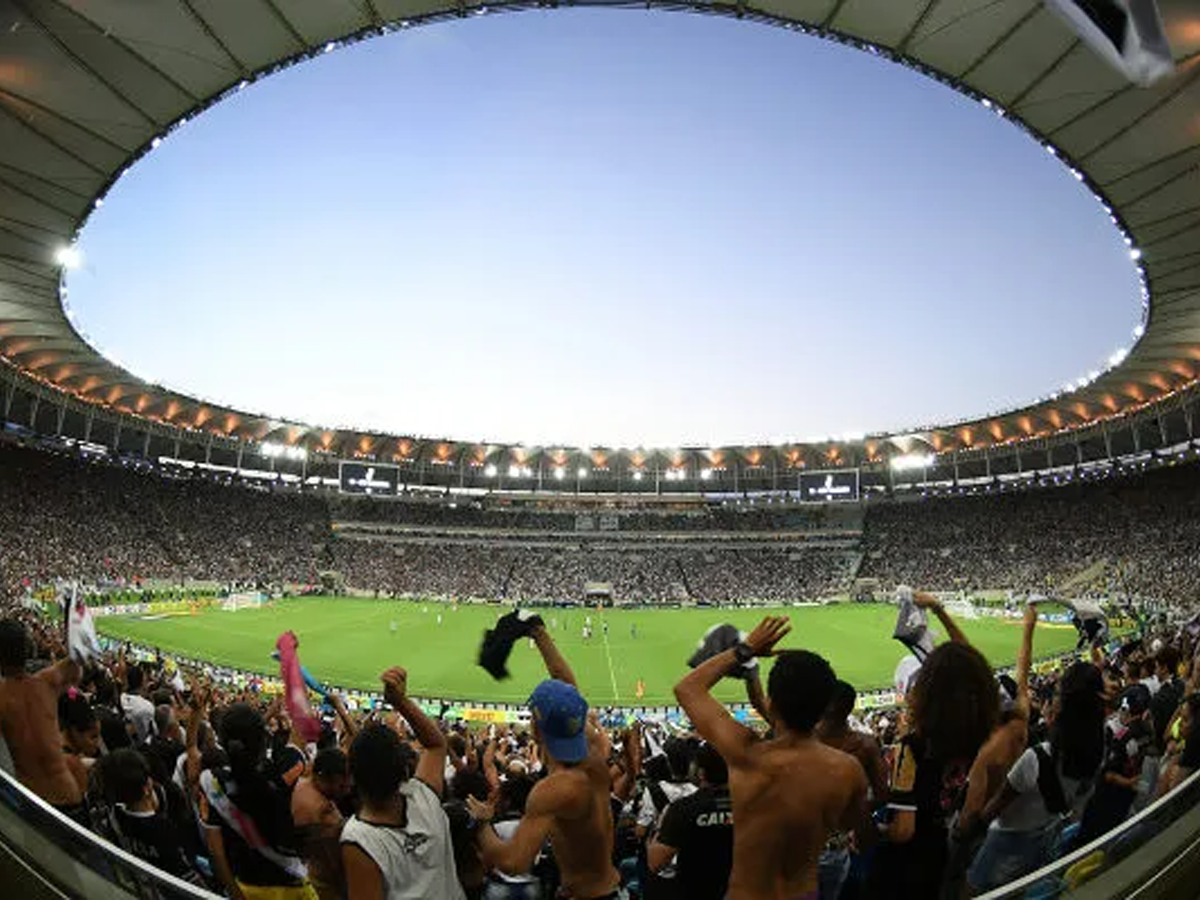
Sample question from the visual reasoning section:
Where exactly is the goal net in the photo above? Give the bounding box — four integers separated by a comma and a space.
221, 592, 266, 612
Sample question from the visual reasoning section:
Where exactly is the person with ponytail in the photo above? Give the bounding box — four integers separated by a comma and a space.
965, 662, 1106, 894
199, 702, 316, 900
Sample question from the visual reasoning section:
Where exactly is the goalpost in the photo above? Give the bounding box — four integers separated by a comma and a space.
220, 591, 266, 612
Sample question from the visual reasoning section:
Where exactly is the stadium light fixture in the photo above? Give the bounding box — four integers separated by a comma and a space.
1129, 248, 1142, 261
55, 245, 83, 270
484, 464, 497, 478
632, 470, 644, 481
890, 453, 936, 472
1133, 324, 1145, 339
700, 468, 713, 480
577, 467, 588, 479
508, 464, 520, 479
553, 467, 565, 480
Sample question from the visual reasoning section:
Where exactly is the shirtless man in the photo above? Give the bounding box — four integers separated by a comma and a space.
0, 618, 83, 815
674, 616, 868, 900
467, 624, 622, 899
293, 747, 351, 900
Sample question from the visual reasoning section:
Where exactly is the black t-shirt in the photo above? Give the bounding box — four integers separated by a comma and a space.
869, 733, 970, 899
112, 802, 199, 882
656, 785, 733, 900
200, 744, 307, 887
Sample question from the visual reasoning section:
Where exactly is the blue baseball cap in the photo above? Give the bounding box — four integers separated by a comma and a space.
528, 679, 589, 763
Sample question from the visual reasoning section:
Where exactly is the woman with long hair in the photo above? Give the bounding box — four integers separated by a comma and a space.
868, 639, 1001, 898
965, 662, 1106, 894
198, 702, 316, 900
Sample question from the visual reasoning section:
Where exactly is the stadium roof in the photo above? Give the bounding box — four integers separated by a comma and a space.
0, 0, 1198, 471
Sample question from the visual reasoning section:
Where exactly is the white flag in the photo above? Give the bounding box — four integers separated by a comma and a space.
1045, 0, 1175, 86
65, 587, 101, 663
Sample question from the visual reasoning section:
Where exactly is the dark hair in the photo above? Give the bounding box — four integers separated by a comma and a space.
1052, 662, 1106, 780
450, 769, 489, 803
643, 754, 672, 784
694, 743, 728, 786
217, 703, 292, 847
58, 692, 97, 734
126, 664, 145, 694
1157, 646, 1181, 677
313, 747, 348, 780
910, 642, 999, 761
498, 774, 534, 817
100, 748, 150, 806
664, 737, 693, 783
93, 672, 118, 707
350, 724, 410, 805
154, 704, 176, 736
767, 650, 836, 734
824, 680, 857, 722
0, 619, 29, 671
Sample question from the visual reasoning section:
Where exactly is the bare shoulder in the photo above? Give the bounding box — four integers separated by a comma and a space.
529, 767, 592, 818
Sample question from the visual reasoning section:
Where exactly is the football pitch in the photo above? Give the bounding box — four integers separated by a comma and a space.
96, 598, 1083, 706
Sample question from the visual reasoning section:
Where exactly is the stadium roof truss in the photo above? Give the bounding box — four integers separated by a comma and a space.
0, 0, 1199, 488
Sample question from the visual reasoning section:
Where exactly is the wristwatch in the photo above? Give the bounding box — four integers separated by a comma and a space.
732, 642, 755, 666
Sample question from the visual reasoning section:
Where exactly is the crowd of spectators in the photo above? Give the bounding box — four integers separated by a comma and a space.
7, 442, 1200, 610
330, 540, 856, 604
332, 497, 847, 534
0, 444, 328, 597
3, 588, 1200, 899
860, 464, 1200, 603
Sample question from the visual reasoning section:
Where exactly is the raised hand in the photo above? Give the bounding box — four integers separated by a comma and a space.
744, 616, 792, 657
913, 591, 942, 611
465, 794, 495, 823
381, 666, 408, 707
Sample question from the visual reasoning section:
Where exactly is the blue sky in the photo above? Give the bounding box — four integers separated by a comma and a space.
66, 10, 1142, 448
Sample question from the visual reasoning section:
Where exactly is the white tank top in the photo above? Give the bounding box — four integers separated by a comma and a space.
340, 779, 466, 900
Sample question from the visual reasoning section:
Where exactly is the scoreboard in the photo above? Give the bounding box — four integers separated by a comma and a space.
338, 461, 399, 496
798, 469, 860, 503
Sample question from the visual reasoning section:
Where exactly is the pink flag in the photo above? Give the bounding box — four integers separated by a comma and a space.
275, 631, 321, 743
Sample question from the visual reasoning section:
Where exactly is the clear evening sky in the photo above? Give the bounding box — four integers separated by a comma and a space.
66, 10, 1142, 448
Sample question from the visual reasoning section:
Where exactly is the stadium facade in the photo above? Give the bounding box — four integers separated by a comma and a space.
0, 0, 1198, 497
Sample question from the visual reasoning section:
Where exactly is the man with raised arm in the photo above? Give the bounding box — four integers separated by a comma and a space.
466, 623, 623, 899
674, 616, 868, 900
341, 667, 463, 900
0, 618, 83, 818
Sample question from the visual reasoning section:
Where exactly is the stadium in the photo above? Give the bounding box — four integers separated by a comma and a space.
0, 1, 1198, 898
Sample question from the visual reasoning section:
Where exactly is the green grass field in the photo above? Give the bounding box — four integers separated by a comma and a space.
95, 598, 1083, 706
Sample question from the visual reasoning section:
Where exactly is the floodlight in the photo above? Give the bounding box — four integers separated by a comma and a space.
632, 470, 643, 481
484, 464, 497, 477
55, 246, 83, 270
508, 464, 520, 478
700, 468, 712, 480
1133, 324, 1145, 339
578, 467, 588, 478
1129, 248, 1142, 261
890, 453, 936, 472
553, 467, 565, 480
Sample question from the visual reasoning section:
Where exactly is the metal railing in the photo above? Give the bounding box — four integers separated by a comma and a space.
0, 765, 218, 900
978, 766, 1200, 898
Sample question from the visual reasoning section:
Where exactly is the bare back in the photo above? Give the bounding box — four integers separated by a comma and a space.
0, 671, 81, 806
727, 737, 865, 900
541, 754, 620, 899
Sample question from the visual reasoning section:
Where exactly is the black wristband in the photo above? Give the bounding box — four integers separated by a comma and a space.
733, 642, 755, 666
